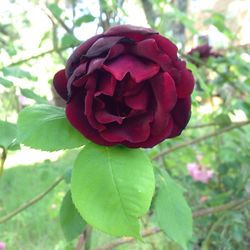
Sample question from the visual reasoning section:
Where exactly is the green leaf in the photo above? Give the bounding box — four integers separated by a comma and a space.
2, 67, 37, 81
60, 191, 86, 241
47, 3, 63, 19
0, 120, 18, 149
71, 144, 155, 238
0, 77, 13, 88
214, 114, 231, 127
61, 33, 79, 48
75, 15, 95, 26
20, 88, 48, 104
17, 104, 87, 151
154, 171, 193, 250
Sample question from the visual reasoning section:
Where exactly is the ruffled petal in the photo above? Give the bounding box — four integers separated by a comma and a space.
66, 88, 114, 146
152, 34, 178, 60
85, 36, 124, 58
66, 34, 102, 77
95, 110, 124, 125
124, 115, 174, 148
131, 39, 171, 70
104, 24, 156, 37
174, 60, 195, 98
100, 113, 153, 143
124, 85, 149, 110
149, 72, 177, 135
95, 73, 116, 96
84, 76, 105, 131
169, 97, 191, 137
53, 69, 68, 100
103, 55, 160, 82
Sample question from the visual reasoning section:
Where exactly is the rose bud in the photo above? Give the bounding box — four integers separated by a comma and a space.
188, 44, 221, 66
53, 25, 194, 148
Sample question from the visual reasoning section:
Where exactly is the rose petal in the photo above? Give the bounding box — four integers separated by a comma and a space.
124, 115, 174, 148
107, 43, 127, 60
100, 114, 153, 143
95, 73, 116, 96
174, 60, 195, 98
169, 97, 191, 137
66, 88, 114, 146
132, 39, 171, 70
66, 34, 102, 77
103, 54, 160, 82
149, 72, 177, 135
124, 85, 149, 110
85, 36, 124, 58
152, 34, 178, 60
53, 69, 68, 100
84, 76, 105, 131
95, 110, 124, 125
104, 25, 156, 37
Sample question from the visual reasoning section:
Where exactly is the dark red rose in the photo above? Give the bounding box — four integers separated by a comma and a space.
53, 25, 194, 148
188, 44, 221, 66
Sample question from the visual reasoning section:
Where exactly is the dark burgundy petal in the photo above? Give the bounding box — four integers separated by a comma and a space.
85, 36, 124, 58
95, 73, 116, 96
149, 72, 177, 135
95, 110, 124, 125
171, 97, 191, 133
66, 88, 114, 146
107, 43, 127, 60
124, 86, 149, 110
84, 76, 105, 131
103, 55, 160, 82
104, 25, 156, 36
100, 113, 153, 143
53, 69, 68, 100
152, 34, 178, 60
66, 34, 102, 77
131, 38, 172, 70
124, 115, 174, 148
123, 78, 144, 97
174, 60, 195, 98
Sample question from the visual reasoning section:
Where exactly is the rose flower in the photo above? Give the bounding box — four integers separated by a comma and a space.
53, 25, 194, 148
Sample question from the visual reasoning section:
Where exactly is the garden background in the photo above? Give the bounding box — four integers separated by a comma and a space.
1, 0, 250, 249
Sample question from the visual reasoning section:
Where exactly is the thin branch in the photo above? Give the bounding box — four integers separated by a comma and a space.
187, 121, 249, 129
0, 176, 64, 224
44, 5, 73, 35
0, 146, 7, 176
93, 196, 250, 250
153, 120, 250, 161
2, 44, 79, 69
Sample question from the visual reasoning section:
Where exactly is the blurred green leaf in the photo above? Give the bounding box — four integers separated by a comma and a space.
75, 15, 95, 26
154, 171, 193, 250
60, 191, 86, 241
0, 120, 17, 149
0, 77, 13, 88
47, 3, 63, 19
204, 12, 234, 39
20, 88, 48, 104
61, 33, 79, 48
2, 67, 38, 81
214, 114, 231, 127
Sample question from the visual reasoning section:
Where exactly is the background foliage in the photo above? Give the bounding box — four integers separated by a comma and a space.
1, 0, 250, 249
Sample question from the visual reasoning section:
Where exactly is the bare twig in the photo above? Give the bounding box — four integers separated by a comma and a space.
0, 176, 64, 224
93, 196, 250, 250
153, 120, 250, 161
0, 146, 7, 176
